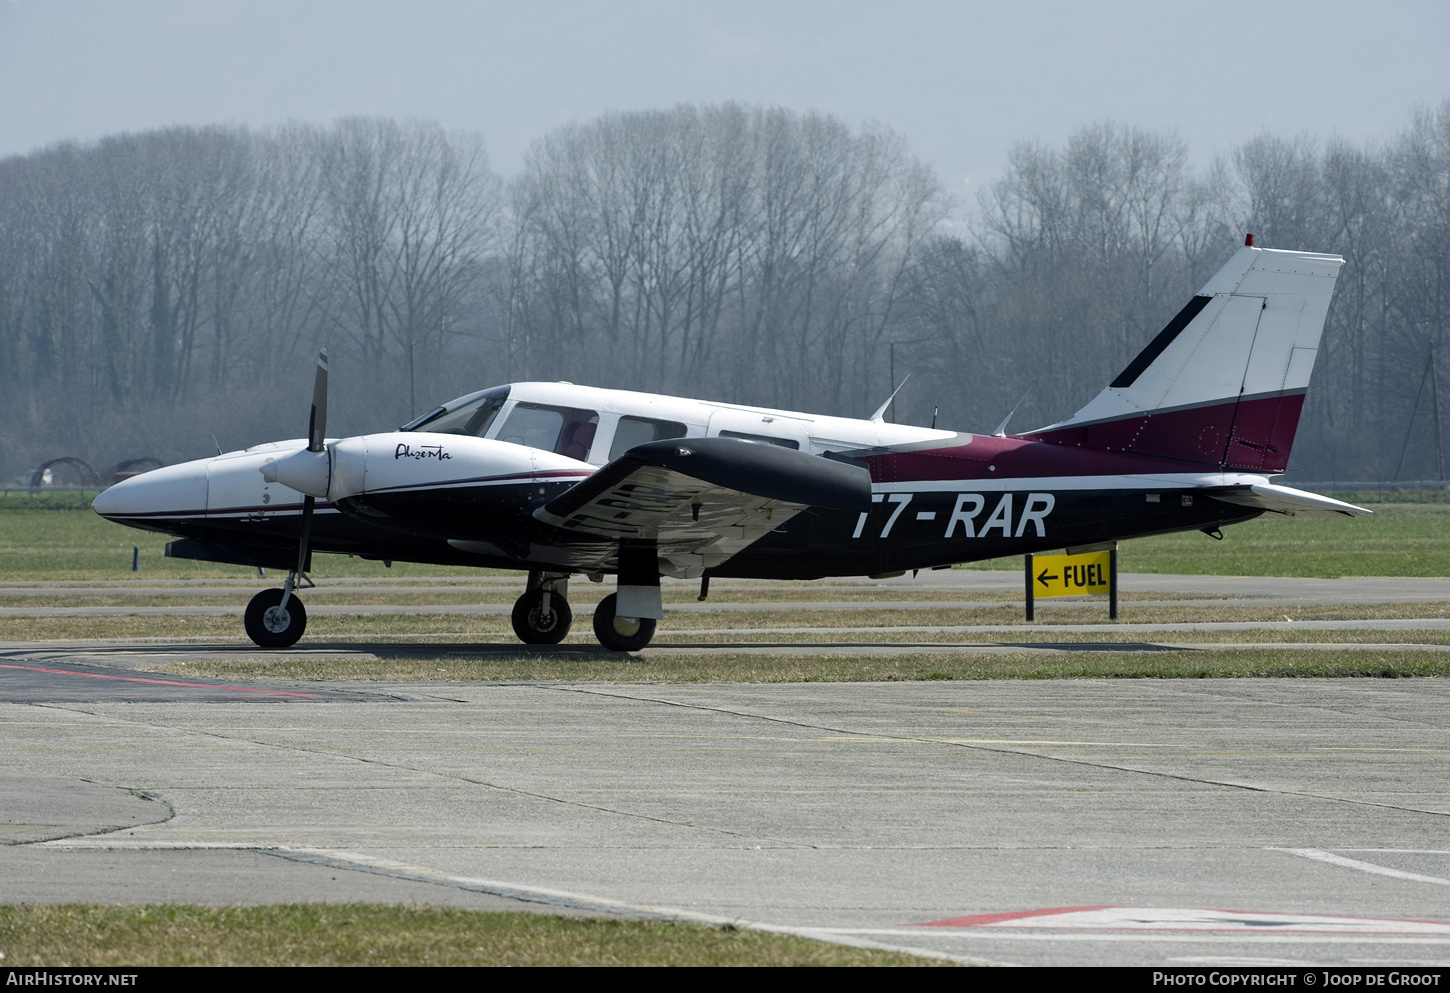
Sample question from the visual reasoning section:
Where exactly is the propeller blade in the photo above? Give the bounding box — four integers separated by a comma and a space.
288, 349, 325, 597
295, 494, 315, 577
278, 492, 314, 614
308, 348, 329, 453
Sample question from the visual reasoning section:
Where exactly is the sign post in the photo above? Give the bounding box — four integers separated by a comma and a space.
1025, 548, 1118, 620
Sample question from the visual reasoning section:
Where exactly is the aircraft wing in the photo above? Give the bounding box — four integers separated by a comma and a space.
532, 437, 873, 576
1202, 483, 1372, 518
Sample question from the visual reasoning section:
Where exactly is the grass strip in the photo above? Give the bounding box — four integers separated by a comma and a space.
960, 503, 1450, 578
0, 904, 943, 967
6, 602, 1450, 644
149, 647, 1449, 683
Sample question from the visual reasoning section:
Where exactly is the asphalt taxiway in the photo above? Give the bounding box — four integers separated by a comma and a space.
3, 572, 1450, 966
4, 673, 1450, 965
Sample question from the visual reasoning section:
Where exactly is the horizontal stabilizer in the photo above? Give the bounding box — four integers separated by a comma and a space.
1202, 484, 1371, 518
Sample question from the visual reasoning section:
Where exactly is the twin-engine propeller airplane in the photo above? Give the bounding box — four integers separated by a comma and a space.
94, 240, 1368, 651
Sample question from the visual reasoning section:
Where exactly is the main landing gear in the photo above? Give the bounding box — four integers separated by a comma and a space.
592, 593, 656, 652
508, 570, 658, 651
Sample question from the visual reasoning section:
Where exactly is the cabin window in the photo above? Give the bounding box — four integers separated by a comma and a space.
609, 416, 689, 459
405, 386, 509, 437
498, 403, 600, 458
718, 430, 800, 450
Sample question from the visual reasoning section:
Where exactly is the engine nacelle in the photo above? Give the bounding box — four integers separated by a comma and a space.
322, 432, 591, 502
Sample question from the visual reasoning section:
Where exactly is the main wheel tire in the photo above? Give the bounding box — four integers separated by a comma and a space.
244, 588, 308, 648
511, 589, 573, 645
592, 593, 657, 652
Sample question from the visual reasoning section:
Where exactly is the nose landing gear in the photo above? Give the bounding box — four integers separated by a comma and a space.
244, 347, 325, 651
245, 585, 308, 648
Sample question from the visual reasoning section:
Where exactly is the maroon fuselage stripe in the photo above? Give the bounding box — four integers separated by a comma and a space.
868, 393, 1306, 482
1025, 394, 1306, 473
864, 435, 1210, 483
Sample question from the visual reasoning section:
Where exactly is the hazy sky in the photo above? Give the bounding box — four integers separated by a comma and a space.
2, 0, 1448, 195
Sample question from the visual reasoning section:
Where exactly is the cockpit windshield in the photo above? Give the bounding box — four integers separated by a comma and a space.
402, 386, 510, 436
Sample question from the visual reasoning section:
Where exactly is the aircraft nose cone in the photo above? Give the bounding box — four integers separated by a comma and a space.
92, 461, 208, 520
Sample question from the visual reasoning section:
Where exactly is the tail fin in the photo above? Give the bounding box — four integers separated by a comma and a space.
1024, 245, 1344, 472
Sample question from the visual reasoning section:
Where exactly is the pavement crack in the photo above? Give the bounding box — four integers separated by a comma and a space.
20, 700, 810, 850
540, 684, 1450, 821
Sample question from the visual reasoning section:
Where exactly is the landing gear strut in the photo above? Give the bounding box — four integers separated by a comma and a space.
511, 571, 572, 644
592, 593, 657, 652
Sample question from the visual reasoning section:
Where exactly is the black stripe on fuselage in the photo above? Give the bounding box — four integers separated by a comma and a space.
107, 483, 1262, 581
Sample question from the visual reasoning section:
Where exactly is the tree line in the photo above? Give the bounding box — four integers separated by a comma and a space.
0, 102, 1446, 482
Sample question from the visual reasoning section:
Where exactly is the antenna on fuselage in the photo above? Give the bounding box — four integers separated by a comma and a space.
869, 374, 911, 424
992, 389, 1031, 437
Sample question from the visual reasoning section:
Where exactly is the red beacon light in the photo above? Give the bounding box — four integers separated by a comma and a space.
1245, 233, 1255, 247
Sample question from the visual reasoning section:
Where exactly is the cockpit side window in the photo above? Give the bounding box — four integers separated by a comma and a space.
498, 403, 600, 458
404, 386, 510, 436
609, 416, 689, 460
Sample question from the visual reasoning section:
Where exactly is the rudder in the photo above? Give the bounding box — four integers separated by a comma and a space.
1024, 243, 1344, 472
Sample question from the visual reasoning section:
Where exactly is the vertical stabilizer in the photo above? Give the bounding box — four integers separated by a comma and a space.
1024, 246, 1343, 472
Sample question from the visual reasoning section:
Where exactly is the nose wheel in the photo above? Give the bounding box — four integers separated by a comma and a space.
244, 588, 308, 648
592, 593, 656, 652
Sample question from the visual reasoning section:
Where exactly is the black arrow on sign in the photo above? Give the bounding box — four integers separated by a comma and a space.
1036, 570, 1058, 587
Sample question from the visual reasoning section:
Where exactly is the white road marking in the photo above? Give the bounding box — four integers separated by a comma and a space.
1278, 848, 1450, 886
271, 848, 997, 965
815, 929, 1450, 946
41, 840, 994, 962
1172, 957, 1314, 966
916, 906, 1450, 933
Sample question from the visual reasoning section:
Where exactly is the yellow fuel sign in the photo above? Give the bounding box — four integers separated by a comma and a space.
1030, 551, 1112, 597
1025, 549, 1118, 621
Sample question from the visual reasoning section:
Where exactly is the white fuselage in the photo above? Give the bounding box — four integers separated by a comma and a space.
472, 382, 956, 464
93, 382, 958, 521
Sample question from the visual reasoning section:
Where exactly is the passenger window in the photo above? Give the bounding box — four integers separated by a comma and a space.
609, 416, 689, 459
718, 430, 800, 450
498, 404, 599, 458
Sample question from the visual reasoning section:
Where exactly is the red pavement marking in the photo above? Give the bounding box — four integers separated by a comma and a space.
914, 906, 1112, 927
0, 662, 321, 698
